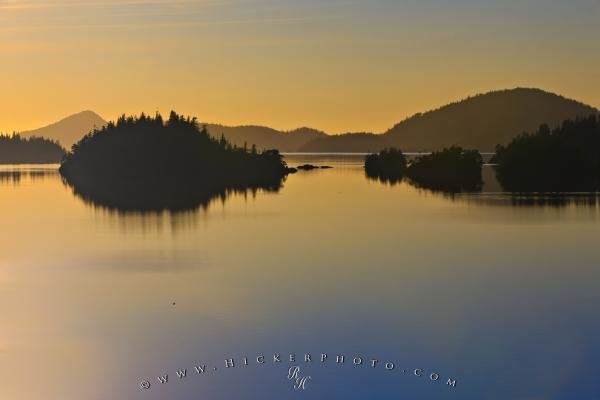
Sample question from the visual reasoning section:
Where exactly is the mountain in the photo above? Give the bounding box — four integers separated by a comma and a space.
205, 124, 326, 152
297, 132, 388, 153
382, 88, 599, 151
20, 88, 598, 154
21, 111, 107, 149
212, 88, 598, 152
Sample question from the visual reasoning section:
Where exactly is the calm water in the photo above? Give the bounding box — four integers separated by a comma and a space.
1, 156, 599, 400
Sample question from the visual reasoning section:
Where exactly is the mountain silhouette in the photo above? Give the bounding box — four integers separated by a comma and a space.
21, 110, 107, 149
382, 88, 598, 151
298, 132, 389, 153
21, 88, 597, 153
205, 124, 326, 152
298, 88, 598, 152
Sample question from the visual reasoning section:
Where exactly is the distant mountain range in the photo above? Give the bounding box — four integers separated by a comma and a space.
21, 110, 107, 149
21, 88, 598, 152
299, 88, 598, 152
204, 125, 327, 152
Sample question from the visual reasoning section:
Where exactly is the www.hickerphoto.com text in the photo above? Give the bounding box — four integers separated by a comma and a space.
139, 352, 458, 391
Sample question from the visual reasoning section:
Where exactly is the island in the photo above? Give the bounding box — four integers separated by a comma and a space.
0, 134, 65, 164
407, 146, 483, 192
365, 148, 407, 184
493, 115, 600, 192
59, 111, 295, 211
365, 146, 483, 192
296, 164, 333, 171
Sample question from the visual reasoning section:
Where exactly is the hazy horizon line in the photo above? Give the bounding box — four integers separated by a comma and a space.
9, 86, 599, 136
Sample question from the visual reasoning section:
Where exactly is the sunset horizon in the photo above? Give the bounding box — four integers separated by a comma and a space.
2, 0, 600, 133
6, 86, 600, 135
2, 1, 600, 400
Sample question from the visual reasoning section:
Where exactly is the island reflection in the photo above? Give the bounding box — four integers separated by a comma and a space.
0, 168, 58, 184
366, 164, 600, 208
61, 176, 286, 213
457, 192, 600, 208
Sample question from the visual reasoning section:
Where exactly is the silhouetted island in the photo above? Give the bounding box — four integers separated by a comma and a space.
365, 148, 407, 184
493, 115, 600, 192
407, 147, 483, 192
296, 164, 333, 170
0, 134, 65, 164
365, 146, 483, 192
59, 112, 294, 211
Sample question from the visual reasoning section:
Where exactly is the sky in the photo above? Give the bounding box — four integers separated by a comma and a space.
1, 0, 599, 133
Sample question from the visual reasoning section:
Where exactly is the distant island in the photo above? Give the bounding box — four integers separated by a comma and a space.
25, 88, 598, 154
365, 148, 407, 184
365, 147, 483, 192
493, 115, 600, 192
59, 112, 294, 211
296, 164, 333, 171
407, 147, 483, 192
0, 134, 65, 164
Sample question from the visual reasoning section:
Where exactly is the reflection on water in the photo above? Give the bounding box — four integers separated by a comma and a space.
364, 163, 600, 209
1, 156, 600, 400
0, 164, 58, 184
65, 180, 283, 214
62, 170, 287, 213
456, 192, 600, 208
3, 160, 598, 213
282, 153, 367, 168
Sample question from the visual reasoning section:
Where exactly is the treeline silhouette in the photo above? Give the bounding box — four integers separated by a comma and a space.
59, 111, 293, 211
0, 134, 65, 164
407, 147, 483, 192
494, 115, 600, 192
365, 146, 483, 192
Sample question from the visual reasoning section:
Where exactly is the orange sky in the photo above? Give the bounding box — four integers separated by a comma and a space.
1, 0, 599, 133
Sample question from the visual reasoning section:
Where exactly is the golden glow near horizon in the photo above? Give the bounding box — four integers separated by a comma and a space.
1, 0, 599, 133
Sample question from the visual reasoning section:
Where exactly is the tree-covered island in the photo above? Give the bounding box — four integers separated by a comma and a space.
365, 146, 483, 192
59, 111, 295, 211
493, 115, 600, 192
0, 134, 65, 164
364, 148, 407, 184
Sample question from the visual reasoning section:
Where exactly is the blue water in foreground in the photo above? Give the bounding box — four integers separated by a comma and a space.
0, 156, 599, 400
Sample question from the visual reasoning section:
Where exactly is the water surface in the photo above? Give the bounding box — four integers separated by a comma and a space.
1, 156, 599, 399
